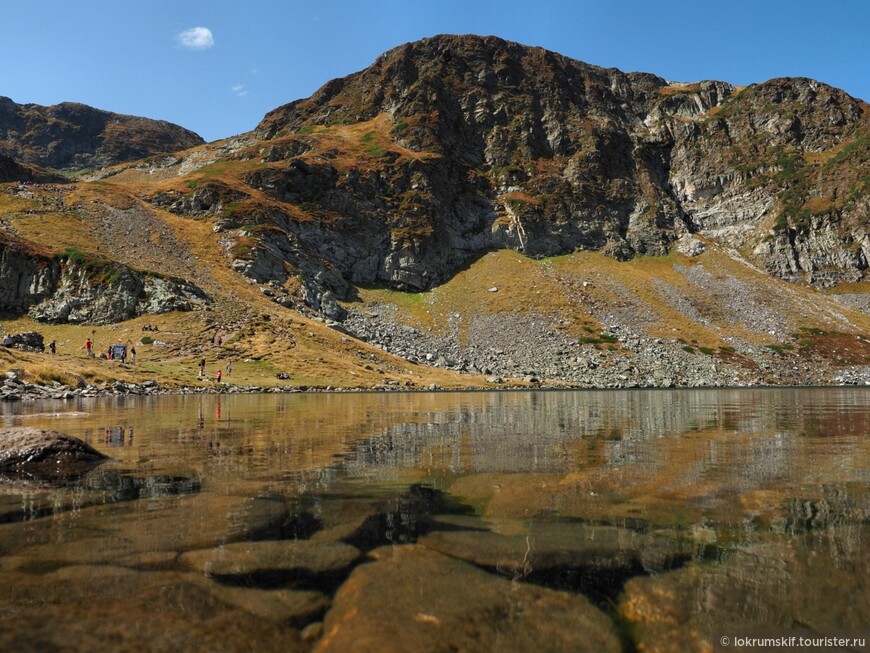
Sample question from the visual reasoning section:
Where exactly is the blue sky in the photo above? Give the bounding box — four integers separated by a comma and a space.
2, 1, 868, 142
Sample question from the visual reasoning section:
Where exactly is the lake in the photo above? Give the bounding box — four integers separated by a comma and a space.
1, 388, 869, 652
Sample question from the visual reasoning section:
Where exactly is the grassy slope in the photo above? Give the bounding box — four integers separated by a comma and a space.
0, 174, 473, 390
356, 246, 870, 359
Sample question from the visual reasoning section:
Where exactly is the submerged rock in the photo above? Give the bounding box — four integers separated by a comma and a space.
315, 544, 621, 653
0, 494, 288, 558
0, 565, 307, 653
619, 530, 870, 652
179, 540, 360, 579
421, 517, 691, 578
208, 584, 330, 624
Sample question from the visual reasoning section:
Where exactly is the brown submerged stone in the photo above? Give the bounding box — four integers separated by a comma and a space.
179, 539, 361, 577
619, 530, 870, 652
315, 544, 621, 653
0, 565, 307, 653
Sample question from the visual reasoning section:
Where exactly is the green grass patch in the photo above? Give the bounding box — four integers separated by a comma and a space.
578, 333, 619, 346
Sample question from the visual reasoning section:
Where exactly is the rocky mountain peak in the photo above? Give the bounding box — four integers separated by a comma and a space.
0, 97, 205, 171
257, 34, 669, 152
237, 36, 870, 308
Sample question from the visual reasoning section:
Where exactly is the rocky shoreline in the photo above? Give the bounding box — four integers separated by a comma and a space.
3, 366, 870, 405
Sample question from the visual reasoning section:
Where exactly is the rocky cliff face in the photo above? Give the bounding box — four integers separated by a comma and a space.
0, 96, 205, 171
148, 34, 868, 315
248, 35, 686, 298
662, 78, 870, 287
28, 261, 210, 325
0, 236, 209, 323
0, 234, 59, 313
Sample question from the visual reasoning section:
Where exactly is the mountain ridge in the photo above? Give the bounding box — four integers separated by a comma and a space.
0, 95, 205, 171
2, 34, 870, 390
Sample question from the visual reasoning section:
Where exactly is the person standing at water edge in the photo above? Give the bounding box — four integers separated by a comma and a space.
216, 369, 222, 383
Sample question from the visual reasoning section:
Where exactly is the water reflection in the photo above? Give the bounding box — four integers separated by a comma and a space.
0, 388, 868, 652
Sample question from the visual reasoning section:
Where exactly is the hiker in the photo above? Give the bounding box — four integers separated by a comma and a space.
85, 338, 92, 356
130, 346, 136, 364
217, 335, 222, 346
198, 358, 206, 378
216, 369, 222, 383
49, 340, 56, 354
226, 361, 233, 376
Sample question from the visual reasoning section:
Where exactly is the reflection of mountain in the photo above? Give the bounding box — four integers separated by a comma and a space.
338, 389, 870, 488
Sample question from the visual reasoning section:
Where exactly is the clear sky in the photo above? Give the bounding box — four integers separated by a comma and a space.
2, 1, 868, 142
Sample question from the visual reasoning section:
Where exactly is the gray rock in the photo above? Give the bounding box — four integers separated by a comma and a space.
1, 331, 44, 352
674, 233, 706, 257
0, 427, 108, 472
28, 261, 209, 325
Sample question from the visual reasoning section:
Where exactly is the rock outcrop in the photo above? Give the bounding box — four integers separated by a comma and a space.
1, 331, 44, 352
0, 96, 204, 171
0, 234, 60, 313
0, 235, 209, 323
28, 260, 210, 324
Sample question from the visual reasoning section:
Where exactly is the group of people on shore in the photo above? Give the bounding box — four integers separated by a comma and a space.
198, 357, 233, 383
84, 337, 136, 363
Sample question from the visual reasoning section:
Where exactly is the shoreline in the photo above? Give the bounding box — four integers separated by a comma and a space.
3, 373, 870, 404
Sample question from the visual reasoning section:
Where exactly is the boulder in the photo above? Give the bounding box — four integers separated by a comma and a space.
0, 427, 108, 472
1, 331, 44, 352
0, 566, 308, 653
0, 235, 60, 314
29, 260, 209, 325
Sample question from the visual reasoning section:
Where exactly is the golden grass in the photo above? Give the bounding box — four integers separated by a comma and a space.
356, 244, 870, 356
657, 82, 702, 97
500, 191, 539, 205
802, 195, 836, 213
357, 250, 603, 343
11, 212, 101, 257
805, 139, 854, 165
297, 113, 440, 171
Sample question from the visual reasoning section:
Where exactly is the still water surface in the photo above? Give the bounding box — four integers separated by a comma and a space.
1, 389, 868, 652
